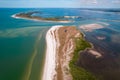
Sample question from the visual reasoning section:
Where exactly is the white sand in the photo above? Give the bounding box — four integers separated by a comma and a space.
42, 25, 63, 80
88, 49, 102, 58
11, 14, 21, 19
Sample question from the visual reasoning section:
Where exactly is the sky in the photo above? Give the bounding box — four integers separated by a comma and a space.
0, 0, 120, 8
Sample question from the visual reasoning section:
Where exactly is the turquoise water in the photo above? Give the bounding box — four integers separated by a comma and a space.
0, 8, 49, 80
0, 28, 47, 80
0, 8, 120, 80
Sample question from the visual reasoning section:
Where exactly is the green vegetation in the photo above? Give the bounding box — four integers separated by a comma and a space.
43, 17, 61, 21
69, 37, 98, 80
15, 12, 68, 22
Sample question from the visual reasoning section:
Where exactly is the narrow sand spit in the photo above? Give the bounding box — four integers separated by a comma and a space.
42, 26, 82, 80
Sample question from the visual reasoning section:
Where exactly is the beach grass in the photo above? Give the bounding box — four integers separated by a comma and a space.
69, 37, 98, 80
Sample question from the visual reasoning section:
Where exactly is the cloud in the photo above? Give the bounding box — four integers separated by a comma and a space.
112, 0, 120, 4
92, 0, 97, 4
81, 0, 98, 4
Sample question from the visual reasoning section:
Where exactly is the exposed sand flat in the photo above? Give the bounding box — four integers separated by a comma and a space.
80, 23, 105, 32
88, 49, 102, 58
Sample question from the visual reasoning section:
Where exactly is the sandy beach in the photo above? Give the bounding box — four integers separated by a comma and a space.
42, 25, 63, 80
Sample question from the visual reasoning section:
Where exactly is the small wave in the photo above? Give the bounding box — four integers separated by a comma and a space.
96, 22, 110, 26
11, 14, 21, 19
95, 18, 120, 22
64, 16, 80, 19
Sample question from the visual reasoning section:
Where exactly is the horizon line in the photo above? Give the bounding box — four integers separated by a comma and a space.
0, 7, 120, 9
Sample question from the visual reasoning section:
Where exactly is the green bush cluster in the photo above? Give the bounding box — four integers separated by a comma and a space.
69, 38, 98, 80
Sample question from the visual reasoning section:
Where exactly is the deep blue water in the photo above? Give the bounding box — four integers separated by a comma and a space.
0, 8, 120, 80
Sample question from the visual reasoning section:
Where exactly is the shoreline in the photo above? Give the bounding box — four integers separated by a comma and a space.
42, 25, 63, 80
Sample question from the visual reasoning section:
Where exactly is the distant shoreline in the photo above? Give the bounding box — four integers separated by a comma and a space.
11, 13, 72, 23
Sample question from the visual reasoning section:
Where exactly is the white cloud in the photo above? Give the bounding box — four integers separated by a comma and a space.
81, 0, 98, 4
112, 0, 120, 4
92, 0, 97, 4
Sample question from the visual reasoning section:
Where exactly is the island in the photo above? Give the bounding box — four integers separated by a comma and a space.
42, 26, 97, 80
12, 11, 71, 23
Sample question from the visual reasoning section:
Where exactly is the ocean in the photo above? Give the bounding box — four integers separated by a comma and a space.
0, 8, 120, 80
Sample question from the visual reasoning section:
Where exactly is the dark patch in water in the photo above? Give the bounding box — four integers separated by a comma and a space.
77, 33, 120, 80
77, 44, 120, 80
